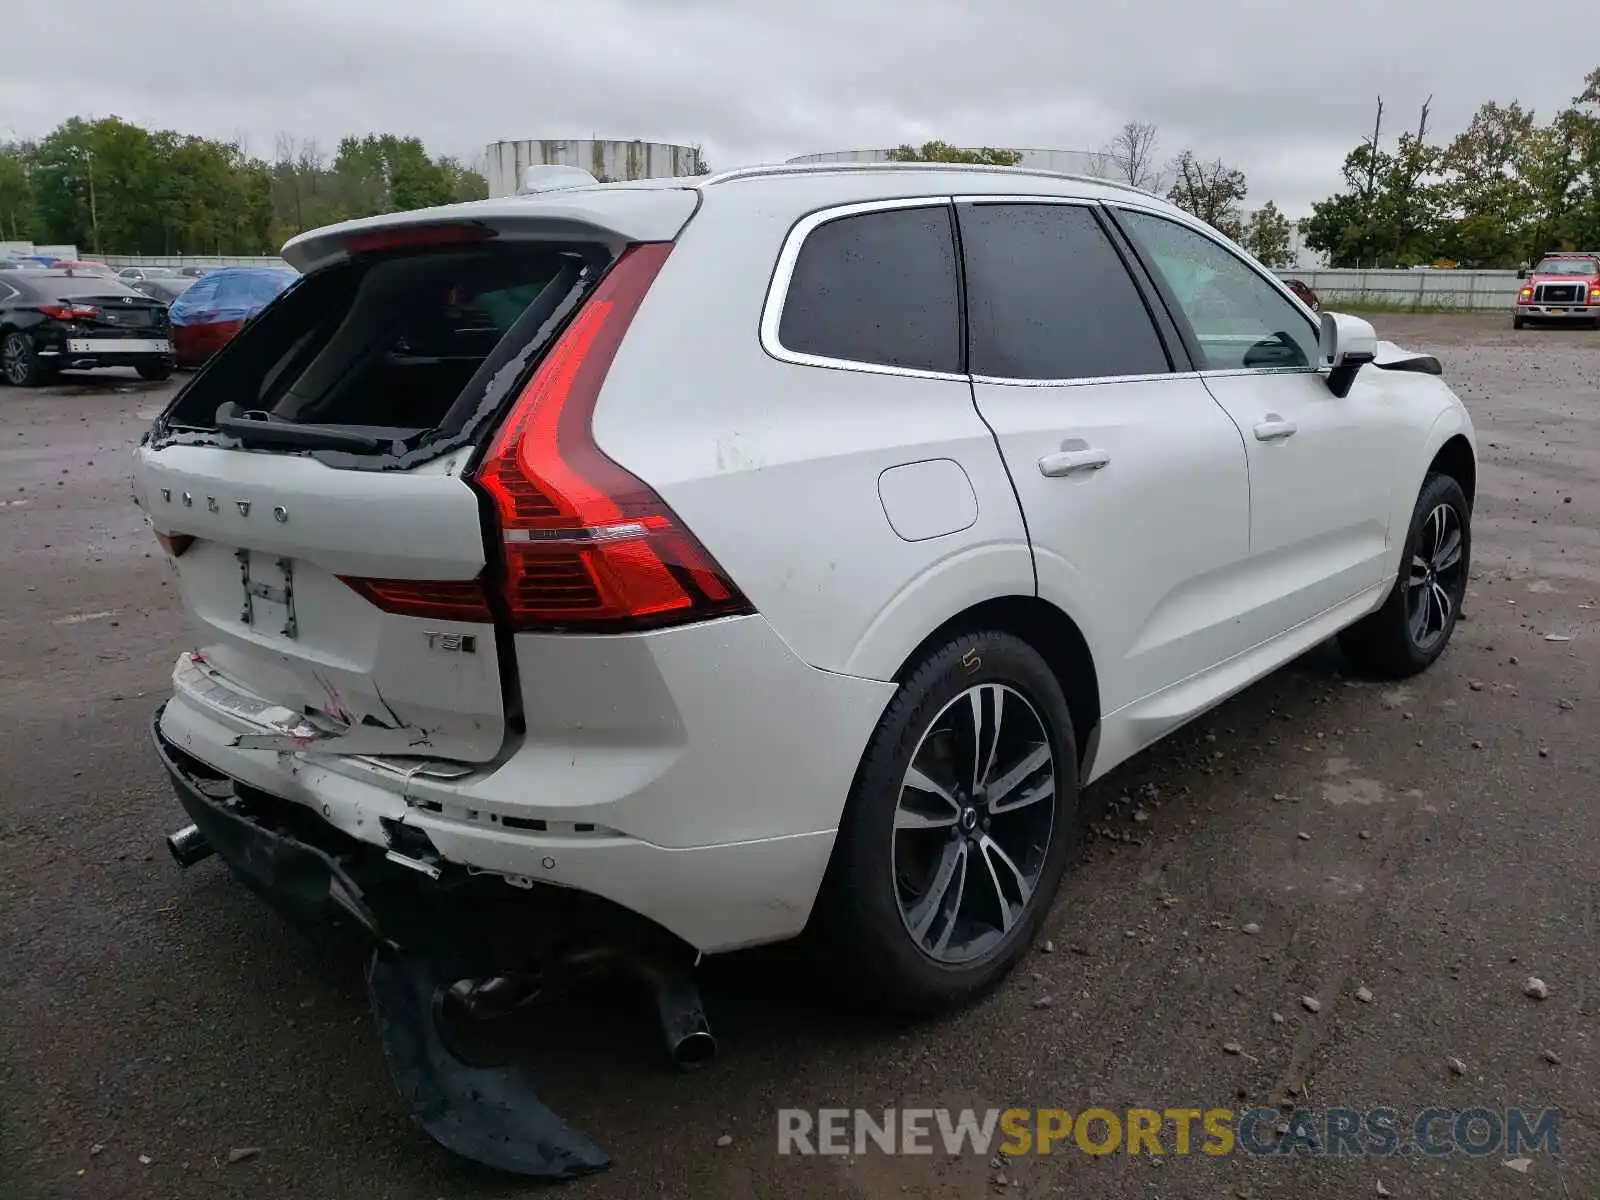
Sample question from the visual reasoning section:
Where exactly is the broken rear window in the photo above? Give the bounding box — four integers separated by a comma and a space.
161, 240, 611, 459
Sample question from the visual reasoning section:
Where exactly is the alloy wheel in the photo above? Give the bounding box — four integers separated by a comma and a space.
1406, 502, 1465, 652
2, 336, 28, 385
892, 683, 1056, 965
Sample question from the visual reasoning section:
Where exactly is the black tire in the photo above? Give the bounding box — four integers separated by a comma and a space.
2, 331, 48, 387
812, 631, 1080, 1014
137, 362, 174, 382
1339, 472, 1471, 679
1512, 314, 1525, 330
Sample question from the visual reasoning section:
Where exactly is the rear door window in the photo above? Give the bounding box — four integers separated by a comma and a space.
777, 204, 961, 374
958, 202, 1172, 381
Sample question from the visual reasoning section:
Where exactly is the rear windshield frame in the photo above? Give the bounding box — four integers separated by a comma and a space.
145, 240, 616, 472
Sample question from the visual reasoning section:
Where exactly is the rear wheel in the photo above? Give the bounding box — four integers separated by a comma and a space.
2, 332, 49, 387
813, 632, 1079, 1014
1339, 472, 1471, 678
137, 362, 174, 382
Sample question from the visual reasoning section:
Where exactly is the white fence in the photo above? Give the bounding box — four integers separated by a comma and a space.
1270, 268, 1519, 311
95, 253, 294, 271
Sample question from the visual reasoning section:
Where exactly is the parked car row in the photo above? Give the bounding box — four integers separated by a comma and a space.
0, 263, 298, 384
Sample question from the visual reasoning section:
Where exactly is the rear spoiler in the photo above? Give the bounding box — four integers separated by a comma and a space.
281, 189, 701, 273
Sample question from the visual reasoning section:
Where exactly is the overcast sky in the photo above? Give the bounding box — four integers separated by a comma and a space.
5, 0, 1598, 216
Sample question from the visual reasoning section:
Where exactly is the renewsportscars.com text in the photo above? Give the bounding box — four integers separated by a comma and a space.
777, 1106, 1561, 1159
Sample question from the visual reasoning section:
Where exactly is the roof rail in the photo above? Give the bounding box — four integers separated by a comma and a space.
700, 160, 1160, 199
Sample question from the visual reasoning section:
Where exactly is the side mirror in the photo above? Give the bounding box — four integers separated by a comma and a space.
1516, 267, 1527, 280
1319, 312, 1377, 398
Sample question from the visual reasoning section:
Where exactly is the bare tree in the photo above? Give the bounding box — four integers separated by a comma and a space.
1360, 96, 1385, 208
1167, 150, 1248, 240
1104, 121, 1164, 191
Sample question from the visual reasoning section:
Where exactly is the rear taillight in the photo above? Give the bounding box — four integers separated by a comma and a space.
472, 242, 752, 632
338, 576, 492, 621
37, 303, 100, 320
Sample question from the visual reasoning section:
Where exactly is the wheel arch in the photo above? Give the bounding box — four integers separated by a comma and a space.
890, 595, 1103, 782
1428, 433, 1476, 509
1379, 406, 1476, 583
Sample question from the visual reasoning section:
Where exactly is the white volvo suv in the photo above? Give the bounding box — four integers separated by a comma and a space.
136, 163, 1475, 1017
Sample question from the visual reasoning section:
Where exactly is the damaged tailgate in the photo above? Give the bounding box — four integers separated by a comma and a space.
137, 443, 505, 761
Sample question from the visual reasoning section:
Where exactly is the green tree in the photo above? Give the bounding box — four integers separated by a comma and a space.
1241, 201, 1294, 267
0, 143, 38, 242
332, 134, 463, 215
1518, 108, 1590, 256
885, 140, 1023, 166
1436, 100, 1537, 266
1166, 150, 1247, 239
435, 156, 490, 204
1302, 99, 1444, 267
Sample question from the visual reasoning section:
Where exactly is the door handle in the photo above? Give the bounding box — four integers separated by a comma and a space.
1253, 415, 1297, 442
1038, 445, 1111, 477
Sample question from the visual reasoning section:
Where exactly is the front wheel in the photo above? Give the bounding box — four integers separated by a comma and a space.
1340, 472, 1471, 678
812, 632, 1080, 1014
136, 362, 174, 382
1512, 314, 1525, 329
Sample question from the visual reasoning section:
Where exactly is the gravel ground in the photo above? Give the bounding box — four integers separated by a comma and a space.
1, 314, 1596, 1199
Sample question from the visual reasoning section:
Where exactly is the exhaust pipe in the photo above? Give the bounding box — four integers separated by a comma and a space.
634, 959, 716, 1070
436, 947, 716, 1072
166, 824, 214, 867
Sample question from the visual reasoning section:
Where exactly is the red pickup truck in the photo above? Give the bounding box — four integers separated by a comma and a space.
1514, 253, 1600, 329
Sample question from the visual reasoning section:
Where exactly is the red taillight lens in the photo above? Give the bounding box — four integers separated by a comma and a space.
473, 242, 752, 632
345, 223, 492, 256
37, 303, 100, 320
338, 576, 493, 621
155, 531, 195, 558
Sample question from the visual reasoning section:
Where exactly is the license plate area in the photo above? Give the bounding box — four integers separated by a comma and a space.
236, 549, 298, 638
67, 337, 171, 353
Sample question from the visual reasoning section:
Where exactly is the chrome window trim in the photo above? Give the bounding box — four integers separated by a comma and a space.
759, 195, 969, 382
953, 193, 1098, 207
971, 370, 1198, 389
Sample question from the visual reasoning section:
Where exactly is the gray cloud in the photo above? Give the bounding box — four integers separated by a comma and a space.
4, 0, 1597, 215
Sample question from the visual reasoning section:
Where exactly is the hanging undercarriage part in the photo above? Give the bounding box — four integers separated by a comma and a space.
152, 708, 714, 1180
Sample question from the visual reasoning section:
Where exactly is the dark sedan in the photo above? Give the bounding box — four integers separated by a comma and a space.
129, 275, 199, 305
0, 270, 173, 386
168, 266, 296, 368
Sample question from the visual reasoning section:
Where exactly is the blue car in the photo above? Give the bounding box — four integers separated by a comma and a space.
169, 266, 297, 368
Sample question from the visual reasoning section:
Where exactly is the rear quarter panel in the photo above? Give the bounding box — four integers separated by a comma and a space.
589, 188, 1035, 682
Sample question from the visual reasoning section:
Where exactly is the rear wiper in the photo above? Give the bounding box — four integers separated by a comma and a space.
215, 402, 384, 452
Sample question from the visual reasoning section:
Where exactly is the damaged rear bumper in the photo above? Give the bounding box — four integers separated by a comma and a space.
150, 707, 715, 1180
153, 711, 390, 941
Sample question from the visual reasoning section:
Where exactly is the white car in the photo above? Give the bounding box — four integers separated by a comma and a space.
135, 163, 1475, 1018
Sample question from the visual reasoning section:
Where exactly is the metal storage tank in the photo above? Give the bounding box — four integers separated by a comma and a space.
788, 147, 1125, 180
486, 139, 704, 196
